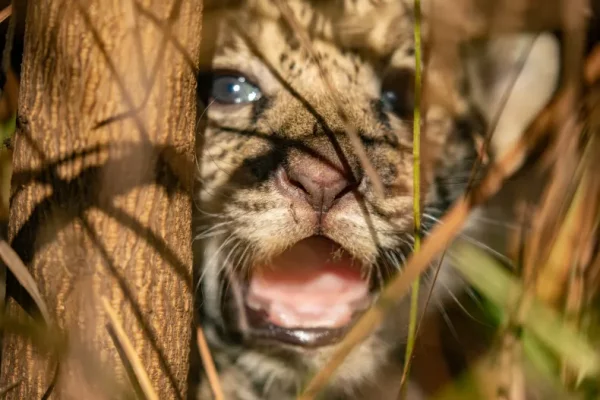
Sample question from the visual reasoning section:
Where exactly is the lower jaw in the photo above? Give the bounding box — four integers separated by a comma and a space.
220, 279, 374, 349
219, 236, 379, 349
241, 305, 369, 349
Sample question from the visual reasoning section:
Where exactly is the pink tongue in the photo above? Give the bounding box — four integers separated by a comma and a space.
247, 237, 369, 329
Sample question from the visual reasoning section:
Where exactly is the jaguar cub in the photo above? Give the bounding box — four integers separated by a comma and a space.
194, 1, 559, 398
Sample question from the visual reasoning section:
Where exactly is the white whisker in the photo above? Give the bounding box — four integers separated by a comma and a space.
196, 233, 236, 293
435, 299, 460, 341
433, 251, 495, 328
193, 203, 226, 219
194, 229, 228, 241
422, 213, 513, 265
423, 212, 522, 232
236, 243, 253, 274
195, 220, 234, 236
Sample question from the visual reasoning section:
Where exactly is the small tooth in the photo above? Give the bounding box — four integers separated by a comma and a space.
270, 303, 300, 327
295, 302, 327, 314
347, 284, 369, 299
311, 273, 344, 291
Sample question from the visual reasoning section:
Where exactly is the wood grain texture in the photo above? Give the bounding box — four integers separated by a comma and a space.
0, 0, 202, 398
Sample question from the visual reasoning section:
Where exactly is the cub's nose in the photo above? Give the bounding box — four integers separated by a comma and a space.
276, 155, 359, 212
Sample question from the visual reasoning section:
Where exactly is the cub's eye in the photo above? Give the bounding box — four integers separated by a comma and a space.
210, 74, 262, 105
379, 68, 415, 119
380, 90, 399, 112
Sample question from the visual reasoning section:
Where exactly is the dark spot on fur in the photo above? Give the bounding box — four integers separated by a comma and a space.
307, 16, 318, 37
371, 99, 392, 130
289, 38, 300, 51
384, 131, 399, 147
381, 163, 398, 182
225, 148, 284, 189
201, 170, 218, 182
357, 134, 378, 151
234, 141, 245, 151
351, 130, 402, 151
281, 23, 301, 51
251, 96, 271, 125
237, 200, 263, 212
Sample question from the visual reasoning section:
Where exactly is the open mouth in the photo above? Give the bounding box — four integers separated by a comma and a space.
233, 236, 374, 348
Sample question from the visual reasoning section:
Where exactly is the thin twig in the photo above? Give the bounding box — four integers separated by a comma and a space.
102, 298, 159, 400
0, 5, 11, 25
197, 327, 225, 400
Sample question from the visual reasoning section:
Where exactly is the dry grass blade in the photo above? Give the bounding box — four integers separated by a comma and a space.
272, 0, 385, 197
197, 327, 225, 400
0, 5, 11, 25
0, 240, 50, 323
536, 158, 591, 305
101, 298, 159, 400
399, 0, 423, 395
0, 379, 21, 396
559, 82, 600, 389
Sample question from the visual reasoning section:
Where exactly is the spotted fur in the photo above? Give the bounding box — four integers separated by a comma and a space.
193, 1, 560, 399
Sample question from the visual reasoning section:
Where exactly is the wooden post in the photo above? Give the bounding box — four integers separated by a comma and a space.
0, 0, 202, 398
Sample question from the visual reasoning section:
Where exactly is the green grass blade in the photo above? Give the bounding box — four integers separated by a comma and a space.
451, 241, 600, 379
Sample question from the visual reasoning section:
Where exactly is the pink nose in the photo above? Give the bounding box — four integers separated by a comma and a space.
276, 156, 359, 212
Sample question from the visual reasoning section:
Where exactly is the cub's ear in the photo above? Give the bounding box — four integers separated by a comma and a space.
462, 33, 560, 165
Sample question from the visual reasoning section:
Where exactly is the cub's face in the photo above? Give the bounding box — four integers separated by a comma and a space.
194, 1, 479, 397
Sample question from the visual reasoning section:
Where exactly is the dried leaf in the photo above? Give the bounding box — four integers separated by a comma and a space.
102, 298, 159, 400
0, 240, 50, 323
197, 327, 225, 400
